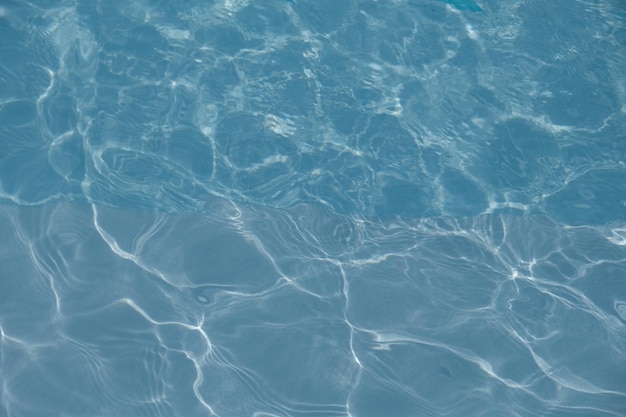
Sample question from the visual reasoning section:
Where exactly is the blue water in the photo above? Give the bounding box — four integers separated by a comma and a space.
1, 0, 625, 416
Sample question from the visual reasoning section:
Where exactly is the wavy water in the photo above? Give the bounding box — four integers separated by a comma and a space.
1, 0, 625, 416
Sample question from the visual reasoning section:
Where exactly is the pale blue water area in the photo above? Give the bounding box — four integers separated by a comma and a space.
1, 0, 625, 416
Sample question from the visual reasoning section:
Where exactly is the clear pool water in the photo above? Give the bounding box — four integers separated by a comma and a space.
1, 0, 625, 416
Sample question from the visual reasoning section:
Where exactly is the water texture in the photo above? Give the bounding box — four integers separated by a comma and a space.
0, 0, 625, 416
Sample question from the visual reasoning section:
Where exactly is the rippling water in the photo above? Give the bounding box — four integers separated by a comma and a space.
1, 0, 625, 416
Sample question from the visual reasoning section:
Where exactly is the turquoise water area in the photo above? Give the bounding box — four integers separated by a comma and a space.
443, 0, 482, 11
0, 0, 625, 416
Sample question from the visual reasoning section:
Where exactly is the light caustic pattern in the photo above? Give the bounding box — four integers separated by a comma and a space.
1, 0, 624, 220
0, 0, 625, 416
1, 201, 625, 416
